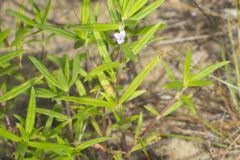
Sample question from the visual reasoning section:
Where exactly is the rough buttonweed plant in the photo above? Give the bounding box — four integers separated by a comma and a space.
0, 0, 228, 159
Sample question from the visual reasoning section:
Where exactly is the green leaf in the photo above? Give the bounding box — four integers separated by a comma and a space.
119, 55, 161, 104
0, 29, 11, 45
135, 113, 143, 141
11, 27, 31, 47
31, 0, 42, 23
107, 0, 120, 23
0, 50, 25, 64
161, 100, 183, 117
15, 141, 28, 159
91, 117, 103, 136
34, 23, 79, 40
75, 80, 86, 96
180, 95, 196, 114
113, 0, 123, 15
128, 0, 148, 18
122, 0, 136, 19
56, 69, 69, 92
187, 80, 212, 87
0, 76, 43, 103
0, 127, 21, 142
190, 61, 229, 82
36, 108, 68, 121
184, 48, 192, 84
164, 81, 184, 89
130, 135, 160, 153
16, 123, 27, 139
28, 141, 72, 154
42, 0, 52, 22
0, 65, 17, 77
81, 0, 90, 24
7, 10, 35, 26
129, 23, 166, 35
7, 10, 79, 40
47, 120, 71, 137
144, 105, 160, 116
121, 43, 136, 60
94, 32, 112, 63
86, 62, 120, 81
132, 23, 160, 55
71, 24, 120, 32
91, 2, 100, 22
64, 55, 70, 84
25, 87, 36, 134
29, 56, 65, 91
75, 137, 110, 152
130, 0, 165, 20
57, 96, 116, 107
35, 88, 57, 98
70, 53, 81, 87
160, 60, 176, 81
126, 90, 146, 102
97, 72, 115, 96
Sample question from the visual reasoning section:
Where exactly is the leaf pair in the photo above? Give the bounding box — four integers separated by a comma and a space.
123, 0, 165, 20
7, 10, 79, 40
29, 54, 82, 93
163, 48, 229, 89
0, 87, 36, 142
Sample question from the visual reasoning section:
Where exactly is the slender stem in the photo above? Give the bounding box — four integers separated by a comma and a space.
65, 99, 73, 142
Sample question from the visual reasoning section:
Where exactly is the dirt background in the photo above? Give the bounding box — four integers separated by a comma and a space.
0, 0, 240, 160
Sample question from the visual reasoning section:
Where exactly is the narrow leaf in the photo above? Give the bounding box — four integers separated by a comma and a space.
86, 62, 120, 81
164, 81, 184, 89
81, 0, 90, 24
57, 96, 115, 107
25, 87, 36, 134
184, 48, 192, 84
0, 29, 11, 45
42, 0, 52, 22
187, 80, 212, 87
0, 127, 21, 142
119, 55, 161, 104
180, 95, 196, 114
144, 105, 160, 116
0, 76, 43, 103
75, 137, 110, 152
132, 23, 160, 55
190, 61, 229, 82
160, 60, 176, 81
75, 80, 86, 96
36, 108, 68, 121
29, 56, 65, 91
35, 88, 57, 98
130, 0, 165, 20
71, 24, 120, 32
70, 53, 81, 86
126, 90, 146, 102
161, 100, 183, 117
107, 0, 120, 23
0, 50, 25, 64
135, 113, 143, 140
94, 32, 112, 63
121, 43, 136, 60
128, 0, 148, 18
28, 141, 72, 153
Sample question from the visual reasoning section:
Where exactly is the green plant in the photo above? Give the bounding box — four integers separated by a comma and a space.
0, 0, 228, 159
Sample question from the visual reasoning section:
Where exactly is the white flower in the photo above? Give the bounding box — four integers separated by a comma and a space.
114, 30, 126, 44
